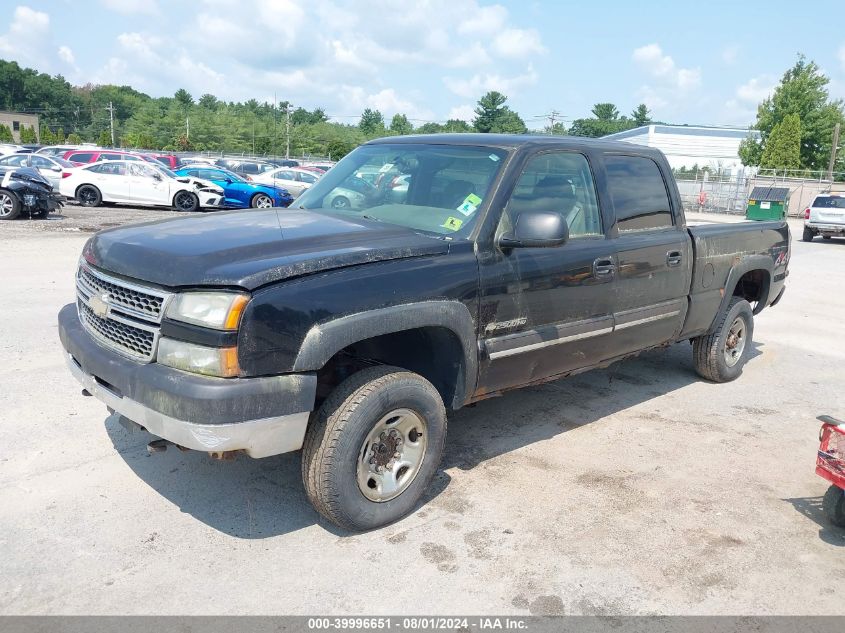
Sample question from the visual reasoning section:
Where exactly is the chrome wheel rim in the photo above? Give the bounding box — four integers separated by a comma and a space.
254, 195, 272, 208
332, 197, 348, 209
0, 193, 13, 217
175, 192, 195, 211
357, 408, 428, 502
724, 317, 746, 367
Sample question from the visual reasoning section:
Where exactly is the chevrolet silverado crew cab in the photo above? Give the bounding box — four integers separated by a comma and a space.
58, 135, 790, 531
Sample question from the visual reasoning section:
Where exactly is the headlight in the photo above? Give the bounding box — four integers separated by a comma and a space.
157, 338, 239, 377
166, 292, 249, 330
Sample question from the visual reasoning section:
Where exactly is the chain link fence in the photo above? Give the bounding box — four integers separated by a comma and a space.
676, 169, 845, 217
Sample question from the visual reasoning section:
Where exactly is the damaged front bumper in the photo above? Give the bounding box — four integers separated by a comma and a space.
58, 304, 316, 458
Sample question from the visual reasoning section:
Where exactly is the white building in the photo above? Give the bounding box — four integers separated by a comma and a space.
602, 124, 760, 175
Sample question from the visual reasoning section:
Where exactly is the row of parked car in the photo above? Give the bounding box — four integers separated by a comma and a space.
0, 142, 335, 216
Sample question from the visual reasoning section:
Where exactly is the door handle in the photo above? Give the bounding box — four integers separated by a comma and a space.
592, 257, 616, 279
666, 250, 683, 267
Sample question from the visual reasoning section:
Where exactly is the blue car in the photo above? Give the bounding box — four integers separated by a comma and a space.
174, 166, 293, 209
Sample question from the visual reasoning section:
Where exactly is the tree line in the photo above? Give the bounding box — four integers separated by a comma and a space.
0, 58, 657, 158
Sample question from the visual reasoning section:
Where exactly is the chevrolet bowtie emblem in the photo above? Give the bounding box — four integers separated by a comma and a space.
88, 292, 110, 318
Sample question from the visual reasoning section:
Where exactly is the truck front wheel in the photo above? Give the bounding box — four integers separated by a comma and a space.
301, 365, 447, 531
692, 297, 754, 383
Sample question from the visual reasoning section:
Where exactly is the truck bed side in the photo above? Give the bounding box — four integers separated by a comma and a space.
680, 220, 790, 339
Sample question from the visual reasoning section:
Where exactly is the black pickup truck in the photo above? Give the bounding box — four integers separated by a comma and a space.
58, 135, 790, 530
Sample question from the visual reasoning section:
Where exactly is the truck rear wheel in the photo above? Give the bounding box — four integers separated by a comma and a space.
822, 485, 845, 527
301, 365, 447, 531
802, 227, 814, 242
692, 297, 754, 383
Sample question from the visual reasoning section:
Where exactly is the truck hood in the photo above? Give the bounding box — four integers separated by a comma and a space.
82, 209, 449, 289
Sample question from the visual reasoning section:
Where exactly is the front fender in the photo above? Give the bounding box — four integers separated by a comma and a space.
292, 301, 478, 408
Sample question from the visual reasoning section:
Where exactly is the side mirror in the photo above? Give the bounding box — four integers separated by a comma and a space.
50, 165, 62, 172
152, 173, 162, 181
225, 178, 233, 184
499, 211, 569, 249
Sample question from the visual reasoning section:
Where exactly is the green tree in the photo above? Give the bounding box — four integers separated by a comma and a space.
738, 133, 763, 166
40, 124, 56, 145
0, 124, 13, 142
760, 113, 801, 169
591, 103, 619, 121
548, 122, 567, 135
97, 130, 111, 147
55, 127, 66, 143
19, 124, 37, 143
473, 91, 527, 134
197, 93, 218, 110
174, 88, 193, 109
631, 103, 652, 127
66, 132, 82, 144
327, 138, 354, 159
359, 108, 385, 135
740, 55, 845, 170
443, 119, 472, 133
389, 113, 413, 135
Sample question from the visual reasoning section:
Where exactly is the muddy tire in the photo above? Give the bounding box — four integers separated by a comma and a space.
822, 485, 845, 528
302, 365, 447, 532
692, 297, 754, 383
802, 226, 814, 242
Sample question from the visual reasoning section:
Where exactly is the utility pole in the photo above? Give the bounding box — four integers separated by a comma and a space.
272, 93, 277, 158
828, 122, 841, 181
285, 103, 292, 159
106, 101, 115, 146
546, 110, 561, 134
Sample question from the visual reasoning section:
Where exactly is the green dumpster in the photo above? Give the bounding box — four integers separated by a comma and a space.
746, 186, 789, 221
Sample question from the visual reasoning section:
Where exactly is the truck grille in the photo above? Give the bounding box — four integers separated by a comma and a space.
76, 264, 172, 362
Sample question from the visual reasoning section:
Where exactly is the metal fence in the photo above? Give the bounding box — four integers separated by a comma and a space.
676, 169, 845, 217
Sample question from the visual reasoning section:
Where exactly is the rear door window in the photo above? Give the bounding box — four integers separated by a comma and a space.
604, 155, 674, 232
813, 196, 845, 209
68, 152, 94, 163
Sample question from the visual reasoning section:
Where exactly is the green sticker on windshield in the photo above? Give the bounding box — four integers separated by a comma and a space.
457, 193, 482, 217
441, 216, 464, 231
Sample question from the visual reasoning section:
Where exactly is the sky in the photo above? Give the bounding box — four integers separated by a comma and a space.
1, 0, 845, 129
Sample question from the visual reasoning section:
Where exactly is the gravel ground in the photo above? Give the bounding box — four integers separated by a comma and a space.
0, 208, 843, 615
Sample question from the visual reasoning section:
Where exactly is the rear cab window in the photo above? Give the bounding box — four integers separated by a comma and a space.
813, 196, 845, 209
604, 154, 674, 232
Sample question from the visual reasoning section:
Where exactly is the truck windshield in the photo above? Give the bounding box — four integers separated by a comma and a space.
293, 143, 508, 236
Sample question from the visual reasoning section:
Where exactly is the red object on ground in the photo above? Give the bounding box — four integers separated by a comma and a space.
816, 417, 845, 490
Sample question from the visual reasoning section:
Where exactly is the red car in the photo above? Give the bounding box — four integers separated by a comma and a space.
146, 154, 183, 170
62, 149, 147, 166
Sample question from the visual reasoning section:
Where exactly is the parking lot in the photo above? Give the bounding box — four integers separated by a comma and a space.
1, 205, 843, 615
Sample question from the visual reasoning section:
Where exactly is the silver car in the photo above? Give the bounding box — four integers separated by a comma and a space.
0, 152, 75, 190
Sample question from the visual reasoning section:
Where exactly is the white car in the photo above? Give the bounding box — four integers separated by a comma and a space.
250, 166, 320, 197
0, 144, 25, 156
803, 193, 845, 242
60, 160, 223, 211
0, 152, 76, 190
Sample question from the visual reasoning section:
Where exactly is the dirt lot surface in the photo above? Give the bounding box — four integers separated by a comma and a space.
1, 206, 843, 615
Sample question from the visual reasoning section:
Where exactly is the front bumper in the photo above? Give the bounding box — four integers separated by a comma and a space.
58, 303, 316, 458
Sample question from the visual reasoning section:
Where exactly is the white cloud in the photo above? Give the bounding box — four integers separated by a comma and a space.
457, 5, 508, 36
100, 0, 159, 15
632, 43, 700, 90
444, 65, 538, 99
735, 75, 775, 104
492, 28, 546, 59
447, 104, 476, 122
839, 44, 845, 71
57, 45, 75, 64
0, 6, 51, 68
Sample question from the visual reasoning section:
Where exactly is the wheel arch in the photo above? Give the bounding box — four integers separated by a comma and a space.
292, 301, 478, 410
711, 256, 773, 328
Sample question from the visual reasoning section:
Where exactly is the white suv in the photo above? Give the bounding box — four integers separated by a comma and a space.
803, 194, 845, 241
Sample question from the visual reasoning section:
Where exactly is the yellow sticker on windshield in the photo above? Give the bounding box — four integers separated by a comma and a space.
441, 216, 464, 231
